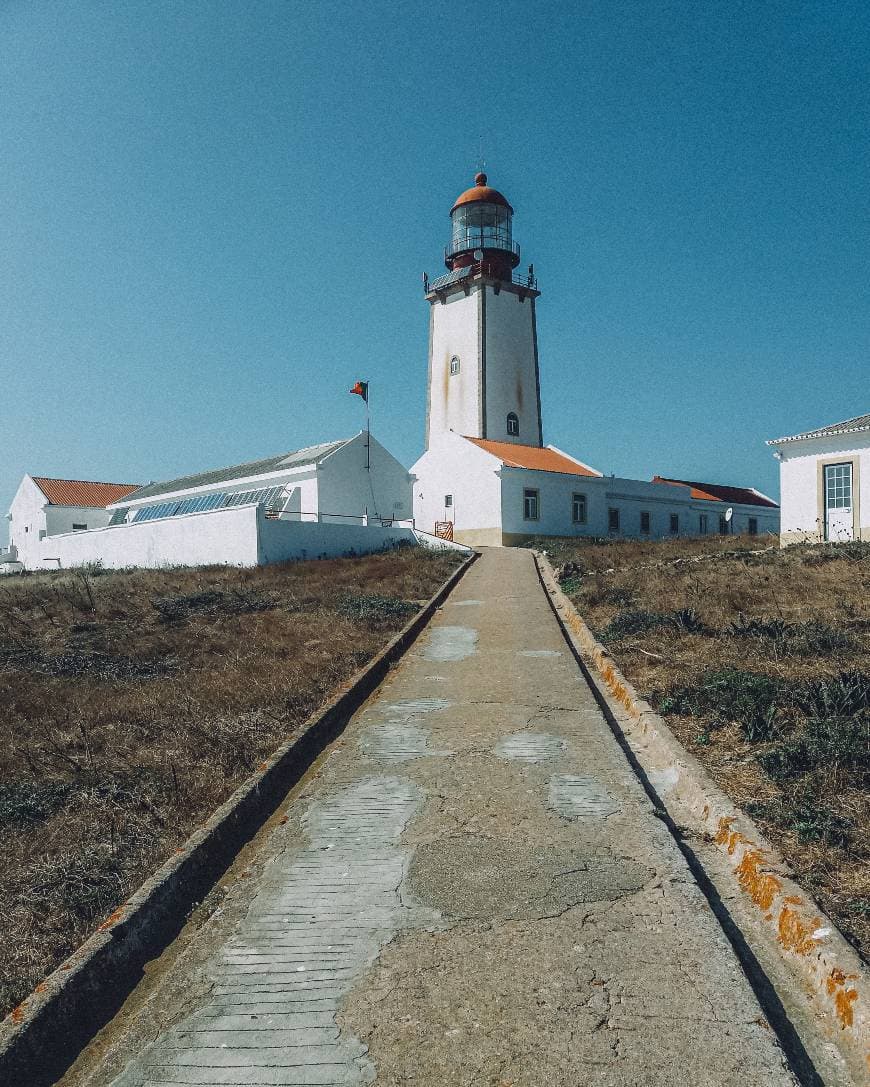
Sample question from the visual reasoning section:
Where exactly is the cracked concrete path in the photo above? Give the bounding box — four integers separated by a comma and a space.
94, 549, 799, 1086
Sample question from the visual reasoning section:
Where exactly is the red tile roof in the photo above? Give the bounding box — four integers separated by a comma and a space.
652, 476, 778, 508
32, 477, 141, 508
464, 438, 600, 476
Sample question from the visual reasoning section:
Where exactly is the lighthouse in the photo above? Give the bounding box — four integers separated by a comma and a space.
412, 171, 779, 547
424, 173, 543, 449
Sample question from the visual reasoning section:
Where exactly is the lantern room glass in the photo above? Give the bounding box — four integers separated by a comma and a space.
450, 201, 513, 255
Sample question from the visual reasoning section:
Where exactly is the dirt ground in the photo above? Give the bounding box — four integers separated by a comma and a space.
537, 533, 870, 961
0, 546, 462, 1020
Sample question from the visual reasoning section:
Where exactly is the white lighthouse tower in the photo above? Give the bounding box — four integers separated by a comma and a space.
424, 173, 543, 448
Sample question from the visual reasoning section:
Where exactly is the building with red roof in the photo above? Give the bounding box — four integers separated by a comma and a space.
3, 475, 140, 570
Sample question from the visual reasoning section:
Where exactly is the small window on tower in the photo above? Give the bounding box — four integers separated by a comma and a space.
506, 412, 519, 436
444, 495, 453, 508
450, 356, 460, 375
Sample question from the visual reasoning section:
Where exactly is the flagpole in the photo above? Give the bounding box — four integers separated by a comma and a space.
366, 385, 370, 472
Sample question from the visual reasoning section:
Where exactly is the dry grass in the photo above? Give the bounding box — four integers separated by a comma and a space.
0, 547, 462, 1019
538, 533, 870, 959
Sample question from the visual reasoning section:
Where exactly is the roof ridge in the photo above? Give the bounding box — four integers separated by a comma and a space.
652, 475, 778, 508
32, 475, 139, 487
117, 437, 354, 504
767, 411, 870, 445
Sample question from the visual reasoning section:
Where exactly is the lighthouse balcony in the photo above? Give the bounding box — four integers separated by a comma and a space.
445, 236, 520, 263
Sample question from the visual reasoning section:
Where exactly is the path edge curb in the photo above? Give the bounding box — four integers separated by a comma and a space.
0, 549, 478, 1087
534, 549, 869, 1084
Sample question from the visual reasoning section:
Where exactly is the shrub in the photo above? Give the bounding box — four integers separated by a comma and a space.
759, 715, 870, 785
748, 797, 854, 848
152, 588, 277, 623
599, 607, 708, 643
0, 781, 76, 829
657, 668, 781, 741
0, 643, 171, 680
800, 540, 870, 565
793, 670, 870, 718
337, 594, 418, 626
726, 615, 855, 658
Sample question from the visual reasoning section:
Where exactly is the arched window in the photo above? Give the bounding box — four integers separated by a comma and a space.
506, 412, 519, 436
449, 356, 460, 375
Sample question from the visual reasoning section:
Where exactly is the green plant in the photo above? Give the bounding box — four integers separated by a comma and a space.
726, 615, 855, 658
747, 796, 853, 847
598, 607, 708, 643
793, 670, 870, 718
657, 668, 781, 741
758, 714, 869, 784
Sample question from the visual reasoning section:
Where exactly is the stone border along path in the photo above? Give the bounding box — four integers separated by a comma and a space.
68, 548, 806, 1086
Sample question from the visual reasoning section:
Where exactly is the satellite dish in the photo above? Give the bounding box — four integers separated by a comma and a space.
473, 249, 484, 261
725, 507, 733, 522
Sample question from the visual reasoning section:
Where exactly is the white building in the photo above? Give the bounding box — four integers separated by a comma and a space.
767, 413, 869, 545
412, 173, 779, 546
3, 476, 140, 572
108, 433, 410, 527
7, 433, 440, 572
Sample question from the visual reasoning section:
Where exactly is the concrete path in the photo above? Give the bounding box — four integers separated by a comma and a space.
96, 549, 798, 1086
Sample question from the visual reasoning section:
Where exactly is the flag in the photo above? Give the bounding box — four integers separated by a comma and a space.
350, 380, 368, 402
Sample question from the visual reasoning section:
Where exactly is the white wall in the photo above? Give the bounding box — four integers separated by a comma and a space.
45, 506, 114, 536
777, 435, 869, 543
484, 286, 541, 446
317, 433, 412, 524
7, 476, 47, 567
22, 502, 469, 573
257, 513, 463, 563
34, 505, 260, 570
412, 433, 503, 542
427, 287, 483, 444
499, 470, 779, 542
500, 471, 692, 539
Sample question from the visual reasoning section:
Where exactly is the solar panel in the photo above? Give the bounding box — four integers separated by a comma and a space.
126, 485, 288, 525
430, 265, 476, 291
108, 507, 128, 526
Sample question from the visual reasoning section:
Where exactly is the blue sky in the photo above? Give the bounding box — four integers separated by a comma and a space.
2, 1, 867, 512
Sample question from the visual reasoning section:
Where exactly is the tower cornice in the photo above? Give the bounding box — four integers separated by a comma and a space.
425, 272, 540, 305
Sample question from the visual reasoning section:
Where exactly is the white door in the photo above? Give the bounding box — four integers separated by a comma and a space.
824, 463, 854, 541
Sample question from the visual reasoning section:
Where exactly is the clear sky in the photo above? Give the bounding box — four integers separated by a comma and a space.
2, 1, 868, 514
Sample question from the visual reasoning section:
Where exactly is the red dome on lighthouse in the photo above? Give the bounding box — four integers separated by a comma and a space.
450, 172, 513, 214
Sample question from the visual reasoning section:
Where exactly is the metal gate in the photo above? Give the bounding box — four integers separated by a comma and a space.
434, 521, 454, 541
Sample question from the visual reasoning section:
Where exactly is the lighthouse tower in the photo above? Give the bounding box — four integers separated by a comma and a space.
424, 173, 542, 449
